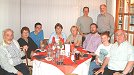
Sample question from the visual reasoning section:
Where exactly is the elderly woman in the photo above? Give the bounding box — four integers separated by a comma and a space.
66, 26, 82, 46
48, 23, 67, 44
0, 28, 30, 75
18, 27, 38, 59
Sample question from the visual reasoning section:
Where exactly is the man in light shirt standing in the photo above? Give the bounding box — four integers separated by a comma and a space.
0, 29, 30, 75
76, 7, 93, 36
97, 4, 114, 36
95, 30, 134, 75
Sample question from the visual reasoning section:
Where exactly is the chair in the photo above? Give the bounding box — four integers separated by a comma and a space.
23, 49, 33, 74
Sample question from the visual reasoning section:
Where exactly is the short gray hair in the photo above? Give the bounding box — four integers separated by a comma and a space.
100, 4, 107, 8
3, 28, 14, 36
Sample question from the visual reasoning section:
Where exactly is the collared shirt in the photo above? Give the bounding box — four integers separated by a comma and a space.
6, 42, 22, 66
0, 40, 25, 74
66, 34, 82, 46
83, 33, 101, 52
76, 16, 93, 33
48, 32, 67, 44
30, 30, 44, 48
97, 13, 114, 36
95, 44, 112, 63
107, 41, 134, 71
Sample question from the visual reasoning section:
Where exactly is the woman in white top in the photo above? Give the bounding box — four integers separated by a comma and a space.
88, 31, 112, 75
48, 23, 67, 44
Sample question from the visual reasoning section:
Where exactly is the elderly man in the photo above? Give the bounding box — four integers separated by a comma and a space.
0, 29, 30, 75
97, 4, 114, 36
95, 30, 134, 75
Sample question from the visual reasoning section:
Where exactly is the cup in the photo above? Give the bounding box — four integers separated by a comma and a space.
75, 51, 80, 60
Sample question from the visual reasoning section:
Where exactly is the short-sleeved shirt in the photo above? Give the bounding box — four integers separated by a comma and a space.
107, 41, 134, 71
30, 30, 44, 48
66, 34, 82, 45
95, 44, 112, 63
76, 16, 93, 33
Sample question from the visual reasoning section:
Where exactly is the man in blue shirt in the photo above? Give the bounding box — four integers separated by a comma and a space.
30, 22, 44, 48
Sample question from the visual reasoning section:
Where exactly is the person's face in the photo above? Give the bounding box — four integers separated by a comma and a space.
90, 25, 97, 34
83, 8, 89, 16
101, 35, 109, 43
100, 5, 106, 14
4, 31, 14, 44
71, 27, 78, 36
55, 26, 62, 34
115, 30, 126, 44
35, 25, 42, 33
22, 30, 29, 38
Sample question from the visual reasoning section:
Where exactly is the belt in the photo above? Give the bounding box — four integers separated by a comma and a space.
83, 33, 90, 35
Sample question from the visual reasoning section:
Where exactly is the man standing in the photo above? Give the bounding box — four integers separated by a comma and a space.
83, 23, 101, 54
30, 22, 44, 48
76, 7, 93, 36
95, 30, 134, 75
0, 29, 30, 75
97, 4, 114, 36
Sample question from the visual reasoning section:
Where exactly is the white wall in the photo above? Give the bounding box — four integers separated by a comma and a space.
21, 0, 106, 38
0, 0, 21, 42
1, 0, 118, 42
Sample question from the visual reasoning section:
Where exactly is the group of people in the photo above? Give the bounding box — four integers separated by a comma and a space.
0, 3, 133, 75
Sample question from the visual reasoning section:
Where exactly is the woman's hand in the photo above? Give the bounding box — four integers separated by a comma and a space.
22, 45, 28, 51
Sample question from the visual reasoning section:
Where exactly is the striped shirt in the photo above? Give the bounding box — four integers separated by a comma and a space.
0, 40, 25, 74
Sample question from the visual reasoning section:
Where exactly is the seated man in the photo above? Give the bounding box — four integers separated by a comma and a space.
0, 29, 30, 75
83, 23, 101, 54
95, 30, 134, 75
30, 22, 44, 48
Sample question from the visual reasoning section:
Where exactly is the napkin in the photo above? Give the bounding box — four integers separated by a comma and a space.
63, 57, 73, 65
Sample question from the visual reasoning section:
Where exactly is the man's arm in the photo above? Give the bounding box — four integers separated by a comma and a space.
110, 15, 114, 36
0, 47, 18, 74
76, 17, 84, 36
122, 61, 134, 74
95, 57, 109, 74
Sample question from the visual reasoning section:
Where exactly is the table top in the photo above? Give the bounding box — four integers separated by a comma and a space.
32, 47, 92, 74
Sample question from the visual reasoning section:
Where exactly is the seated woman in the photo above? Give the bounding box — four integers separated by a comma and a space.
48, 23, 67, 44
88, 31, 112, 75
18, 27, 38, 59
66, 26, 82, 46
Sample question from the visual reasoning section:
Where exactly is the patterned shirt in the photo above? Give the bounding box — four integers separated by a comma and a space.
95, 44, 112, 63
83, 33, 101, 52
0, 40, 25, 74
